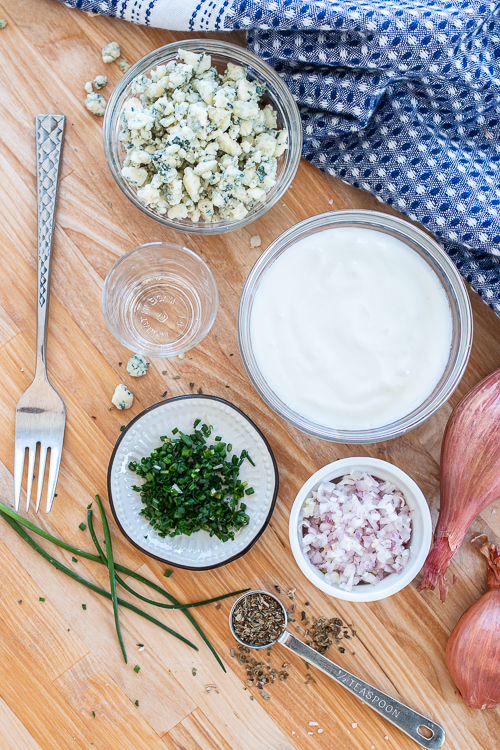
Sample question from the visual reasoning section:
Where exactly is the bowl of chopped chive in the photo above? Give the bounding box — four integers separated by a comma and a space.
107, 395, 279, 569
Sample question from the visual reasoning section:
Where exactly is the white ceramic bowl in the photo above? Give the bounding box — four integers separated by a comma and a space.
289, 457, 432, 602
108, 395, 278, 570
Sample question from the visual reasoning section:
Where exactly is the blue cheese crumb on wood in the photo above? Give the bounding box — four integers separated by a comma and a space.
94, 75, 108, 89
102, 42, 120, 64
127, 354, 148, 377
85, 92, 107, 116
118, 48, 288, 224
112, 384, 134, 410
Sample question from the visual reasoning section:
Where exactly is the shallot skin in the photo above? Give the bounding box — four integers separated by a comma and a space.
418, 367, 500, 601
445, 542, 500, 709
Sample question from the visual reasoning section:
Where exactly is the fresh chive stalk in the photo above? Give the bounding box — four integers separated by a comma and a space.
0, 511, 198, 650
87, 510, 248, 613
94, 495, 127, 663
0, 501, 246, 670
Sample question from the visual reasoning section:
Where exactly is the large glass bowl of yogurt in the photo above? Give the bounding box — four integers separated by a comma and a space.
238, 210, 473, 443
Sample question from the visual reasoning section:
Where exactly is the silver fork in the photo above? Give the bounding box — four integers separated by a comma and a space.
14, 115, 67, 513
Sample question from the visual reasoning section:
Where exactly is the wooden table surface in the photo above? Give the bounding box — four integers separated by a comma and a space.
1, 2, 499, 748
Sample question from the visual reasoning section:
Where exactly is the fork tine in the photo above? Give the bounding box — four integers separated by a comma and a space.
45, 446, 61, 513
35, 445, 48, 514
25, 445, 37, 512
14, 445, 25, 512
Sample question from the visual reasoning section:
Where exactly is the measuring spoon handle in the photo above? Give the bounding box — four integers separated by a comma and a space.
278, 631, 445, 749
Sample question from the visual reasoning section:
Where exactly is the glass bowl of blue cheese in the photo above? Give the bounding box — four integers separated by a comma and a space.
103, 40, 302, 234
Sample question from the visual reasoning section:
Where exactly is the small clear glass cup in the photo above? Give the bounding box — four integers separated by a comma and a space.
102, 39, 302, 235
102, 242, 218, 357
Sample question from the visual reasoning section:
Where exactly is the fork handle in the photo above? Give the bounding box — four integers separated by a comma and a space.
35, 115, 65, 377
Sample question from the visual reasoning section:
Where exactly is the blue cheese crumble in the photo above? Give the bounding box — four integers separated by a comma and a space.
118, 49, 288, 223
112, 384, 134, 410
94, 75, 108, 90
102, 42, 120, 64
85, 92, 107, 116
127, 354, 148, 377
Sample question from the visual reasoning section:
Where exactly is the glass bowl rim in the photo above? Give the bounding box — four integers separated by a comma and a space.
238, 209, 473, 443
101, 240, 219, 357
102, 38, 303, 235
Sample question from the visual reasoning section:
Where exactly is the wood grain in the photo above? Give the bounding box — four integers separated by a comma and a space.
0, 1, 499, 748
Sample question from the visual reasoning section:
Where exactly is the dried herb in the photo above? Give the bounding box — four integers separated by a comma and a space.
232, 593, 357, 699
232, 643, 291, 690
305, 615, 356, 655
232, 593, 285, 646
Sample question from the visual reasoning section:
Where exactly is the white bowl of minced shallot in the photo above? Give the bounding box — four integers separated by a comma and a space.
289, 458, 432, 602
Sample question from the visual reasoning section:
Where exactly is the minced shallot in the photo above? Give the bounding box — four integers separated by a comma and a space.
301, 471, 412, 590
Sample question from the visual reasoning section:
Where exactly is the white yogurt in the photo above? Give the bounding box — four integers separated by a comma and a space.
250, 226, 453, 431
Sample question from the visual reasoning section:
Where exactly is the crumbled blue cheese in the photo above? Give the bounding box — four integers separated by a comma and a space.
85, 92, 107, 116
119, 59, 131, 73
112, 384, 134, 410
84, 81, 93, 94
250, 235, 262, 248
102, 41, 120, 64
0, 19, 7, 29
127, 354, 148, 377
94, 75, 107, 89
118, 48, 288, 223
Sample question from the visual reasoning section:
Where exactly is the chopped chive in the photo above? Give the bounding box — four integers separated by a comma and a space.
135, 700, 139, 707
120, 425, 125, 431
164, 569, 173, 578
72, 557, 78, 562
87, 503, 93, 509
39, 597, 45, 602
128, 419, 252, 542
79, 522, 86, 531
245, 488, 255, 496
134, 665, 140, 673
91, 711, 95, 718
82, 604, 87, 610
136, 643, 144, 648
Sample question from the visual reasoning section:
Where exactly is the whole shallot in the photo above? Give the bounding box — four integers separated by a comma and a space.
446, 538, 500, 709
418, 367, 500, 601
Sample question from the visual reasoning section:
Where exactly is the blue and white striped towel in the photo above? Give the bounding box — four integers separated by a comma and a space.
62, 0, 500, 314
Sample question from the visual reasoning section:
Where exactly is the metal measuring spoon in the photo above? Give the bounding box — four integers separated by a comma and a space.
229, 590, 445, 749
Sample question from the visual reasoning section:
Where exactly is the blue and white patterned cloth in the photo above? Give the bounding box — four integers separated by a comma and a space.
62, 0, 500, 313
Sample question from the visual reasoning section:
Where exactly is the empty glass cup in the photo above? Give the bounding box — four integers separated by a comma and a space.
102, 242, 218, 357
